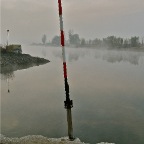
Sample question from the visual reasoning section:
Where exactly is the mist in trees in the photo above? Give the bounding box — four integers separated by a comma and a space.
38, 31, 143, 49
130, 36, 140, 47
51, 35, 60, 46
42, 34, 47, 45
69, 30, 80, 47
67, 30, 142, 49
69, 34, 142, 49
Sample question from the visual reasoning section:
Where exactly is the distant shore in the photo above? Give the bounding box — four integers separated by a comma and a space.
30, 43, 144, 51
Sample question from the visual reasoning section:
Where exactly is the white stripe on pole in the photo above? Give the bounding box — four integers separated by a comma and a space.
62, 46, 66, 63
59, 15, 63, 31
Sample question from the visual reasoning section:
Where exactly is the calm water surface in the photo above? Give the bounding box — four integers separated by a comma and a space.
1, 45, 144, 144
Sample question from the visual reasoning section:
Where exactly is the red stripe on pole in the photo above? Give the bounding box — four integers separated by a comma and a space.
61, 30, 65, 46
58, 0, 62, 15
63, 62, 67, 78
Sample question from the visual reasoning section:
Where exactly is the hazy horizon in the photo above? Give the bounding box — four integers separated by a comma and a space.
0, 0, 144, 44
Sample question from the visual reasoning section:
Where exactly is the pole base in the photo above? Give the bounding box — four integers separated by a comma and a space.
69, 137, 75, 141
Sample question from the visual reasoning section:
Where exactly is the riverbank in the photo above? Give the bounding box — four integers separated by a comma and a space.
0, 134, 114, 144
0, 135, 84, 144
0, 52, 50, 74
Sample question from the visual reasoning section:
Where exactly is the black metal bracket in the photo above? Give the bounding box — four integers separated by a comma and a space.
64, 100, 73, 109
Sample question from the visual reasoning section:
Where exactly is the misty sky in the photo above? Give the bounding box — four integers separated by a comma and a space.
0, 0, 144, 44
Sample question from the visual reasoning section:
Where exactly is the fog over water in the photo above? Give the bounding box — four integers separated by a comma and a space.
1, 45, 144, 144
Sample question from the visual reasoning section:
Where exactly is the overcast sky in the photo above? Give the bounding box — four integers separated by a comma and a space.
0, 0, 144, 44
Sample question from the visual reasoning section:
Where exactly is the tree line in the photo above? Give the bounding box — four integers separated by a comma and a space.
41, 31, 144, 49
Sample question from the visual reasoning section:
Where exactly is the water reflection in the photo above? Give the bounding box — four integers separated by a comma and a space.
52, 49, 90, 62
1, 72, 15, 93
1, 62, 44, 75
52, 48, 144, 65
68, 53, 79, 62
1, 71, 15, 80
0, 56, 49, 93
0, 62, 41, 92
41, 47, 47, 57
68, 50, 89, 62
52, 50, 62, 59
102, 51, 143, 65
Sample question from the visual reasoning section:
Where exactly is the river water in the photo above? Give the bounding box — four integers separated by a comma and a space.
1, 45, 144, 144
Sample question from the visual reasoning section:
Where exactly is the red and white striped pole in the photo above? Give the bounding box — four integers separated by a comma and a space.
58, 0, 74, 140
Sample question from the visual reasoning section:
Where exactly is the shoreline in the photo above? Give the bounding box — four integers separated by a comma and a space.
0, 52, 50, 74
30, 44, 144, 52
0, 134, 85, 144
0, 134, 114, 144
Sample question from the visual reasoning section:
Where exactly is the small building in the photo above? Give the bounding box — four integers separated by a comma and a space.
6, 45, 22, 54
